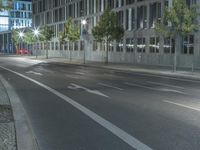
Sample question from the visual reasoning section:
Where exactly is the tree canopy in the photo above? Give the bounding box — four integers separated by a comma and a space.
0, 0, 12, 11
40, 26, 54, 42
92, 9, 124, 63
59, 17, 80, 43
155, 0, 199, 37
92, 9, 124, 43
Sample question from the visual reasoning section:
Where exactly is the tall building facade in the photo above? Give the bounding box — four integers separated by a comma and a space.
32, 0, 200, 68
0, 0, 32, 53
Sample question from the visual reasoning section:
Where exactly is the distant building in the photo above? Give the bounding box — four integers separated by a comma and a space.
0, 0, 32, 53
32, 0, 200, 68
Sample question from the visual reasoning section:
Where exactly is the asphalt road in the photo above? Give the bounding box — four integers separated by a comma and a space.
0, 56, 200, 150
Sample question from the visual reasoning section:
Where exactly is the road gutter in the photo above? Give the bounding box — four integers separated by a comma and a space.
0, 75, 39, 150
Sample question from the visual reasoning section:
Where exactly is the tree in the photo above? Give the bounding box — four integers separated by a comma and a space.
155, 0, 199, 71
59, 17, 80, 61
92, 9, 124, 64
11, 29, 23, 51
24, 28, 38, 55
0, 0, 12, 11
40, 26, 54, 59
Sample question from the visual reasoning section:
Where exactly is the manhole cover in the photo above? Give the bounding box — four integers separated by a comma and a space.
0, 105, 13, 123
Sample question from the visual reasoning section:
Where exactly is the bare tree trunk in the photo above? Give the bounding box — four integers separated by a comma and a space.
45, 42, 49, 59
174, 34, 182, 72
105, 41, 109, 64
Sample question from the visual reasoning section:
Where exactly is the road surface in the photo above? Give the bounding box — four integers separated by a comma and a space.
0, 56, 200, 150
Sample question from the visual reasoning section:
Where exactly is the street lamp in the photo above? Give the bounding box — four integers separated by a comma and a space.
18, 31, 24, 51
81, 19, 87, 64
33, 28, 40, 58
19, 32, 24, 38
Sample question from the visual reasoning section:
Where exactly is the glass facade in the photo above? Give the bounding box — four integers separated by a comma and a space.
31, 0, 200, 67
0, 0, 32, 53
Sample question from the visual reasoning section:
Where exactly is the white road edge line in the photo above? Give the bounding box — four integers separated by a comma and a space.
147, 81, 184, 90
0, 66, 152, 150
98, 83, 124, 91
163, 100, 200, 112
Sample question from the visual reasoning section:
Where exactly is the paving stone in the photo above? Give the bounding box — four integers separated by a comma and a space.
0, 123, 16, 150
0, 81, 10, 105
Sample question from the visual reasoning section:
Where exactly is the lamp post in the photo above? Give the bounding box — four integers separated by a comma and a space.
81, 19, 87, 64
19, 31, 24, 51
33, 28, 39, 58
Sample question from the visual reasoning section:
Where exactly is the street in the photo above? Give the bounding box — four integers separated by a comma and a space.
0, 56, 200, 150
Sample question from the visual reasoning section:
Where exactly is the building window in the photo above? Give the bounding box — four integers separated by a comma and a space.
116, 40, 123, 52
108, 43, 114, 51
126, 0, 135, 5
149, 37, 159, 53
183, 35, 194, 54
80, 41, 84, 51
74, 41, 79, 51
117, 10, 124, 27
64, 41, 68, 51
100, 42, 106, 51
69, 42, 73, 51
149, 2, 161, 28
164, 37, 175, 54
51, 42, 54, 50
137, 5, 147, 29
93, 40, 98, 51
137, 38, 146, 53
126, 38, 134, 52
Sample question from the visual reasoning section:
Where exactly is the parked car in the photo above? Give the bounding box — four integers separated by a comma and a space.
16, 49, 31, 55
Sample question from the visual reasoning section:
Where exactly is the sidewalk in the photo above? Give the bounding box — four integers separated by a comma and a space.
0, 79, 16, 150
27, 56, 200, 80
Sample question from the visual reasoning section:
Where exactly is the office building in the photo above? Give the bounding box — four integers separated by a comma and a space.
0, 0, 32, 53
32, 0, 200, 68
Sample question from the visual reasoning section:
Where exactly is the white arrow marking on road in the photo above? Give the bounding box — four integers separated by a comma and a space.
69, 83, 109, 98
26, 71, 43, 76
0, 65, 152, 150
98, 83, 124, 91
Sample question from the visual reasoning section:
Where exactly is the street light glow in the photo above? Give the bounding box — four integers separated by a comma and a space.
81, 19, 87, 25
19, 32, 24, 37
34, 29, 39, 36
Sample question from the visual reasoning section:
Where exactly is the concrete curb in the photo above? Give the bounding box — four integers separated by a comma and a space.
8, 55, 200, 80
0, 75, 39, 150
43, 59, 200, 81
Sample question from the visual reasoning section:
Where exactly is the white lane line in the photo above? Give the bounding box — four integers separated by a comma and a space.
0, 65, 152, 150
65, 74, 79, 79
98, 83, 124, 91
124, 82, 185, 94
69, 83, 109, 98
124, 82, 158, 91
75, 72, 85, 75
147, 81, 184, 90
163, 100, 200, 112
159, 88, 186, 94
26, 71, 43, 76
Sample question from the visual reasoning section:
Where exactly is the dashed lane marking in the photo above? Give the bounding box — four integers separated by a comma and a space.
98, 83, 124, 91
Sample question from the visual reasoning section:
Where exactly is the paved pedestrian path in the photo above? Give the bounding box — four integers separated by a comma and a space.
0, 80, 16, 150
